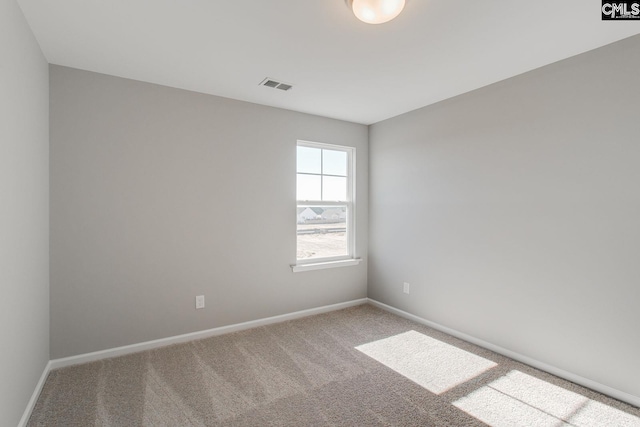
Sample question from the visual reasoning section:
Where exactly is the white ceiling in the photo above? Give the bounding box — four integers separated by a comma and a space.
17, 0, 640, 125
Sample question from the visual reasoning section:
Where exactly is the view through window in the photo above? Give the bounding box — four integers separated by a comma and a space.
296, 141, 354, 262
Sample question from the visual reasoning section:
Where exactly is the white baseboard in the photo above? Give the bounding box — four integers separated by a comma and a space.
367, 298, 640, 409
50, 298, 368, 370
18, 360, 52, 427
26, 296, 638, 424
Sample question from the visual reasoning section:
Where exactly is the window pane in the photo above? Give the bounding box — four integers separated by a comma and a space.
297, 205, 348, 260
322, 176, 347, 201
297, 146, 321, 174
322, 149, 347, 176
297, 174, 321, 200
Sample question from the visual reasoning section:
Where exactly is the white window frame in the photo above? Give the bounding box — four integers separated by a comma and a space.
293, 140, 360, 271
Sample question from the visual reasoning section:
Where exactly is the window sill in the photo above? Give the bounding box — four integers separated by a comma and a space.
291, 258, 362, 273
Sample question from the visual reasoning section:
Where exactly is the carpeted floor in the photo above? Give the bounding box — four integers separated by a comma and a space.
28, 304, 640, 426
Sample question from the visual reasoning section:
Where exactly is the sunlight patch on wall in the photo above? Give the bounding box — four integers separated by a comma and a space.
355, 330, 497, 394
454, 370, 640, 427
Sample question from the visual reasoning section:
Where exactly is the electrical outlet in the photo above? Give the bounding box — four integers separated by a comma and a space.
195, 295, 205, 309
403, 282, 410, 294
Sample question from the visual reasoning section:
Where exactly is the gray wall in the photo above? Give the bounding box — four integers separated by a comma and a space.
369, 35, 640, 399
50, 66, 368, 359
0, 1, 50, 425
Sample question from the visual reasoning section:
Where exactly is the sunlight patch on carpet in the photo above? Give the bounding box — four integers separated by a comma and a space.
355, 330, 497, 394
454, 370, 640, 427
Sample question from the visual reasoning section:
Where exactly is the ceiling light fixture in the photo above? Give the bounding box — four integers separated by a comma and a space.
347, 0, 406, 25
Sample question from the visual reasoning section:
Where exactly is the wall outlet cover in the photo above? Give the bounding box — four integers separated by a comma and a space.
195, 295, 205, 309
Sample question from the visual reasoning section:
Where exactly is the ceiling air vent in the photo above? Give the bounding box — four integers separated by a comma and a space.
260, 78, 293, 92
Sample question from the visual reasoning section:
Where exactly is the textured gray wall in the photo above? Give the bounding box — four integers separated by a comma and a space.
50, 66, 368, 359
0, 1, 50, 425
369, 35, 640, 399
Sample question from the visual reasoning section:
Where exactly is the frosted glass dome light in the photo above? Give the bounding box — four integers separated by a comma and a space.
350, 0, 406, 24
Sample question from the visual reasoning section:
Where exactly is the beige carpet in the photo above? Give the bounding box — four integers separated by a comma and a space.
28, 304, 640, 426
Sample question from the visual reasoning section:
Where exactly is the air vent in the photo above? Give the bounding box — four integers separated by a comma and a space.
260, 77, 293, 92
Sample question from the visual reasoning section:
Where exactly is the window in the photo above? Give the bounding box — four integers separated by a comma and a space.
296, 140, 356, 269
